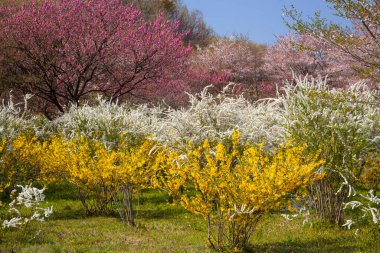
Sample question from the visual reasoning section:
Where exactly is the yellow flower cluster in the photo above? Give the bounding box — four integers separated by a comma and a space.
360, 151, 380, 191
153, 131, 324, 250
158, 131, 324, 214
40, 135, 156, 212
40, 136, 155, 214
0, 132, 159, 215
0, 134, 43, 192
41, 136, 121, 188
0, 130, 324, 249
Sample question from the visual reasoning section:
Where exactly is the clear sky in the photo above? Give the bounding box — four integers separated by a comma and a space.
181, 0, 349, 45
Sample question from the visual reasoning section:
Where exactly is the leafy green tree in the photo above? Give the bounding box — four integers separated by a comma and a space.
284, 0, 380, 84
126, 0, 214, 47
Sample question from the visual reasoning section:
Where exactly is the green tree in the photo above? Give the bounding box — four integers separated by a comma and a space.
284, 0, 380, 83
126, 0, 214, 47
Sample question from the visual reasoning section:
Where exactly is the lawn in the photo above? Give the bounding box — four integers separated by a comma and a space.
1, 188, 379, 253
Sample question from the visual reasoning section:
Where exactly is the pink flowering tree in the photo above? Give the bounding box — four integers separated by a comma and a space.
284, 0, 380, 84
263, 34, 357, 88
189, 37, 272, 99
0, 0, 191, 112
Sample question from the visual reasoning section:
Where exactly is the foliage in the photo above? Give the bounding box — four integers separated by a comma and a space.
342, 175, 380, 243
127, 0, 214, 47
344, 190, 380, 228
0, 0, 191, 112
0, 1, 379, 249
278, 76, 380, 224
360, 151, 380, 192
153, 131, 324, 251
0, 78, 377, 228
190, 37, 270, 99
284, 0, 380, 83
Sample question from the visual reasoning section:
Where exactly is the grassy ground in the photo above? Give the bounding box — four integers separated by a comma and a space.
1, 187, 379, 253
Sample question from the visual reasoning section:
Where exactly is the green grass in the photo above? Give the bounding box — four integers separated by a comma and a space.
1, 189, 379, 253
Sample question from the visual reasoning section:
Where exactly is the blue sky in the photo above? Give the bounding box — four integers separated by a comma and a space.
181, 0, 349, 45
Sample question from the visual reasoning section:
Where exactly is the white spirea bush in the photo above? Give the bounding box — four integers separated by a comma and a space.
278, 76, 380, 174
276, 76, 380, 224
51, 87, 286, 149
51, 98, 164, 147
0, 94, 56, 141
343, 187, 380, 230
154, 85, 285, 148
2, 184, 53, 228
0, 95, 32, 140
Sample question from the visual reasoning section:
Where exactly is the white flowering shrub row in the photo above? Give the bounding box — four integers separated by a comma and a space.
48, 85, 285, 150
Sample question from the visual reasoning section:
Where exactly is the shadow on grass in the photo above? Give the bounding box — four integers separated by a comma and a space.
133, 189, 190, 220
246, 237, 375, 253
50, 203, 87, 220
44, 182, 79, 201
136, 205, 188, 220
136, 189, 172, 205
47, 189, 188, 221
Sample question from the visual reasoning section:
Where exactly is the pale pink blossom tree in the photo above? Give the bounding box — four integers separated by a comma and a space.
189, 37, 272, 99
263, 34, 356, 88
0, 0, 191, 112
284, 0, 380, 84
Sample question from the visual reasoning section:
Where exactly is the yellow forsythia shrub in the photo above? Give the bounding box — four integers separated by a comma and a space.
40, 135, 156, 215
0, 138, 9, 192
153, 131, 324, 251
0, 134, 43, 194
117, 137, 157, 187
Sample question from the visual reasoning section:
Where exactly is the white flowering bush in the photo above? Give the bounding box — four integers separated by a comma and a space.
0, 95, 44, 195
152, 85, 285, 149
0, 94, 33, 141
2, 184, 53, 229
277, 76, 380, 224
344, 190, 380, 227
49, 86, 285, 151
51, 98, 163, 148
340, 175, 380, 242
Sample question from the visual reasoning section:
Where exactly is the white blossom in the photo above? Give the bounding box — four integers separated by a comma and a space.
2, 217, 23, 228
342, 219, 355, 229
344, 201, 363, 210
2, 185, 53, 229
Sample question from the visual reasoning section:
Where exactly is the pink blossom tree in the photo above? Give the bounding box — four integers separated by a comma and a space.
284, 0, 380, 84
263, 34, 356, 88
189, 37, 272, 99
0, 0, 191, 113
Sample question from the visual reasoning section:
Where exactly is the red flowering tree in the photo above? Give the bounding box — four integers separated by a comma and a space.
0, 0, 191, 112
